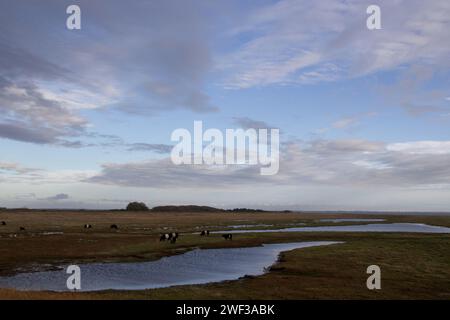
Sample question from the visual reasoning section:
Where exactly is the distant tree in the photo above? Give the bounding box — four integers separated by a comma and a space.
126, 202, 149, 211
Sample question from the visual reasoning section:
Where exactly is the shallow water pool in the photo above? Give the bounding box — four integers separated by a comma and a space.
0, 241, 340, 292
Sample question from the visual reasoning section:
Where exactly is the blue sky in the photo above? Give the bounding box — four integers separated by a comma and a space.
1, 0, 450, 211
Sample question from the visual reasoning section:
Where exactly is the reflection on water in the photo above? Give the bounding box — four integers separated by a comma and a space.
0, 241, 340, 292
318, 218, 385, 223
214, 223, 450, 234
230, 224, 273, 228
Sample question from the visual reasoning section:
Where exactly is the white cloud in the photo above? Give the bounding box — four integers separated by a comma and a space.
224, 50, 321, 88
1, 165, 97, 185
332, 117, 359, 129
330, 112, 377, 130
352, 160, 391, 170
0, 162, 38, 174
387, 141, 450, 155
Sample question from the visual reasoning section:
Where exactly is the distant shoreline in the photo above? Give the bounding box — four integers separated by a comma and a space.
1, 206, 450, 216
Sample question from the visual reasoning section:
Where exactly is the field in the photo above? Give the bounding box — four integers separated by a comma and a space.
0, 210, 449, 299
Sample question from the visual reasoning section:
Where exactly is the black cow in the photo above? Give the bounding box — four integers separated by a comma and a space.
19, 227, 26, 231
222, 234, 233, 240
110, 224, 119, 230
200, 230, 210, 236
1, 221, 6, 226
84, 224, 92, 229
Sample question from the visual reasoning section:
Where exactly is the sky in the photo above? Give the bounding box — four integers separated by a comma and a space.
1, 0, 450, 211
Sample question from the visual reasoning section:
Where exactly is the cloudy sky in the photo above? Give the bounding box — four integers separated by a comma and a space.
1, 0, 450, 211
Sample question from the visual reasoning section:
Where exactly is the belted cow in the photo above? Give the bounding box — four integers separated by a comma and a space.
200, 230, 210, 236
160, 232, 179, 242
160, 233, 168, 241
84, 224, 92, 229
110, 224, 119, 230
222, 234, 233, 240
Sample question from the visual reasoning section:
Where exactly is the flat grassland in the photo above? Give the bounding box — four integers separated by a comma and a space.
0, 210, 449, 299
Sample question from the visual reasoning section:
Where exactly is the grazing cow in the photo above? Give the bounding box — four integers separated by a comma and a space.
160, 232, 178, 242
200, 230, 210, 236
110, 224, 118, 230
84, 224, 92, 229
160, 233, 170, 241
222, 234, 233, 240
1, 221, 6, 226
19, 227, 26, 231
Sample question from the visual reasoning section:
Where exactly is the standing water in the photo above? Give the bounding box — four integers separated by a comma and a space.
0, 241, 340, 292
213, 223, 450, 234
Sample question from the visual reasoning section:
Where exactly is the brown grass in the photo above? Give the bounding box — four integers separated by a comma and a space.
0, 210, 449, 299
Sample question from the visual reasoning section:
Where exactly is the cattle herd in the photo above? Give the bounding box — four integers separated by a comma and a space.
201, 230, 233, 240
1, 221, 234, 243
1, 221, 26, 231
160, 230, 233, 244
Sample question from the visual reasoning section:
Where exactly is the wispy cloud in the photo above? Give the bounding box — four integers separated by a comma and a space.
222, 0, 450, 88
40, 193, 69, 201
85, 138, 450, 190
377, 65, 450, 116
126, 143, 173, 154
232, 117, 275, 130
0, 162, 39, 174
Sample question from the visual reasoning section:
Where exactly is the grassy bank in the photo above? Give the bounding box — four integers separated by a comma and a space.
0, 210, 449, 299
